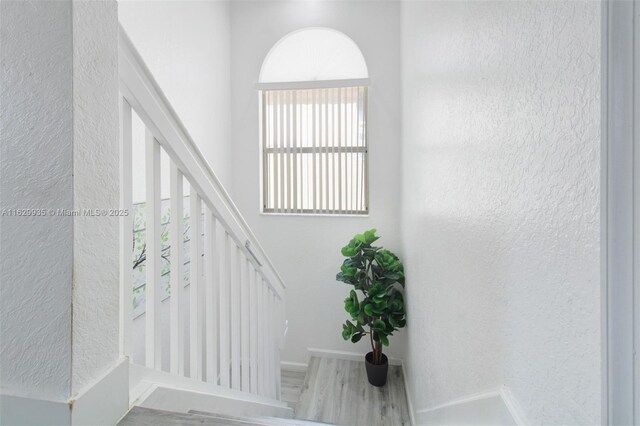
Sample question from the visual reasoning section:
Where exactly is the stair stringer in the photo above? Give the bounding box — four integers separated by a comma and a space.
129, 364, 293, 420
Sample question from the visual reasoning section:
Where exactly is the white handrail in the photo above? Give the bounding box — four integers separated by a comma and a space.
118, 25, 285, 299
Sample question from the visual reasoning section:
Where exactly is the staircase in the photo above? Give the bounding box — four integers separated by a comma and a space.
118, 24, 289, 420
118, 356, 411, 425
119, 407, 329, 426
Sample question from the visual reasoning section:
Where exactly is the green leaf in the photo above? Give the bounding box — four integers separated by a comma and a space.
373, 319, 386, 332
342, 329, 351, 340
351, 333, 364, 343
363, 229, 379, 244
341, 264, 357, 277
389, 316, 399, 328
364, 303, 374, 317
342, 321, 355, 340
380, 335, 389, 346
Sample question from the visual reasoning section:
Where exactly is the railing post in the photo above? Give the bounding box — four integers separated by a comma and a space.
119, 96, 133, 359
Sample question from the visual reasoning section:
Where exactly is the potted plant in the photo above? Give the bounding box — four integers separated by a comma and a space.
336, 229, 406, 387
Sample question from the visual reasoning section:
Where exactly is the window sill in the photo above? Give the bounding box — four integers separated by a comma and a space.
260, 211, 369, 218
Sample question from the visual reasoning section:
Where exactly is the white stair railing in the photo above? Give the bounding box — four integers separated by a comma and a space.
118, 25, 285, 401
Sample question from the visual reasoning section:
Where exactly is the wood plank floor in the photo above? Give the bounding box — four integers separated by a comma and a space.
294, 356, 411, 426
281, 369, 307, 413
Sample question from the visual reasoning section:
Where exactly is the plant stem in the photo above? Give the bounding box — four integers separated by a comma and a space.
374, 340, 382, 365
369, 325, 375, 356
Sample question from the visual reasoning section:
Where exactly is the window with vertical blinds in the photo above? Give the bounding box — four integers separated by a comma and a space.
261, 86, 368, 215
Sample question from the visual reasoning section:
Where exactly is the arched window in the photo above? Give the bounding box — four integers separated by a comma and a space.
257, 28, 369, 215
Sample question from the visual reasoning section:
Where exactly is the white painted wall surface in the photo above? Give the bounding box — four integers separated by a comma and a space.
230, 1, 404, 365
71, 0, 121, 395
400, 1, 601, 424
119, 0, 232, 192
0, 0, 73, 403
2, 2, 125, 423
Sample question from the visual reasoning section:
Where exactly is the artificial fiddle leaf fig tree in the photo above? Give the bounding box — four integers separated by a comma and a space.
336, 229, 406, 386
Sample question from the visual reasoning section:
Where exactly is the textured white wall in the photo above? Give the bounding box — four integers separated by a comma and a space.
0, 0, 74, 402
400, 1, 601, 424
230, 0, 404, 365
71, 0, 120, 394
119, 0, 233, 191
1, 0, 121, 412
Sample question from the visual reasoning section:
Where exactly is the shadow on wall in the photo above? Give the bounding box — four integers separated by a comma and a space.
403, 212, 509, 408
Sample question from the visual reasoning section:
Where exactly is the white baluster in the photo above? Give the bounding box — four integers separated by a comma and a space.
145, 129, 162, 370
240, 254, 251, 392
276, 297, 282, 399
189, 193, 202, 380
268, 289, 275, 398
204, 208, 218, 383
265, 287, 272, 398
169, 163, 184, 375
259, 279, 267, 396
249, 266, 259, 394
230, 244, 241, 390
119, 96, 133, 358
218, 226, 230, 387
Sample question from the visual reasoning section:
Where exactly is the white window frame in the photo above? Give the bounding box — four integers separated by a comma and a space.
257, 78, 370, 216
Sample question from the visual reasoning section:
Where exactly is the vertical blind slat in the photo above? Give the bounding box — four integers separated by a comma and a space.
356, 88, 362, 211
292, 91, 298, 213
283, 91, 290, 213
334, 88, 339, 213
278, 92, 284, 213
338, 88, 343, 214
322, 90, 328, 211
311, 90, 317, 213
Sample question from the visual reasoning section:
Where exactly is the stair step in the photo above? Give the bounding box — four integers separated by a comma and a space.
118, 406, 332, 426
189, 409, 333, 425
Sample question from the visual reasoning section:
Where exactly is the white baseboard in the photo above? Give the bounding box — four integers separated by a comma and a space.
401, 360, 417, 426
70, 358, 129, 426
0, 359, 129, 426
307, 347, 403, 366
499, 386, 527, 425
415, 386, 525, 426
280, 361, 308, 372
0, 394, 70, 426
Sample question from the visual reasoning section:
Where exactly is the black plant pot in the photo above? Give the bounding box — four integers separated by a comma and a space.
365, 351, 389, 387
